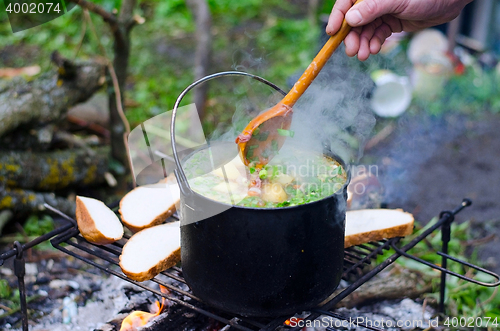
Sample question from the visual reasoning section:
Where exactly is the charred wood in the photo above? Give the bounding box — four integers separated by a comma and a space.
335, 269, 432, 309
96, 303, 219, 331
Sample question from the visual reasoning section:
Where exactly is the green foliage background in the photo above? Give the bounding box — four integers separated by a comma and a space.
378, 219, 500, 322
0, 0, 332, 128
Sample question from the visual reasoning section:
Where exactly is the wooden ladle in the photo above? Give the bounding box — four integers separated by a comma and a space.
235, 2, 361, 167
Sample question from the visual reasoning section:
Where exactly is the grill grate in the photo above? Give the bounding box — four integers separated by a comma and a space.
3, 199, 500, 331
49, 217, 396, 331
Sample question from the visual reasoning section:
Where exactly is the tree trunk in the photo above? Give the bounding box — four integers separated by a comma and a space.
0, 58, 105, 138
308, 0, 320, 27
0, 147, 109, 191
186, 0, 212, 121
108, 0, 137, 168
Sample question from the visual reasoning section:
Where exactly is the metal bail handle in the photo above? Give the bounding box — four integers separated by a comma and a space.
170, 71, 286, 193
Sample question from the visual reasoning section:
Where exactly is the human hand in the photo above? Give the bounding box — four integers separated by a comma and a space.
326, 0, 473, 61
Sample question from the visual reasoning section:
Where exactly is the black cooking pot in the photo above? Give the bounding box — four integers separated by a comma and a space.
171, 72, 349, 317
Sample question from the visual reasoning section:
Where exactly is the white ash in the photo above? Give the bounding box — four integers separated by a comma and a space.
24, 263, 38, 275
5, 257, 433, 331
11, 275, 157, 331
46, 259, 55, 271
0, 267, 14, 276
49, 279, 81, 290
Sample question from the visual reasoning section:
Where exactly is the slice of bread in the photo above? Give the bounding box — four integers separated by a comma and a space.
119, 180, 180, 232
345, 209, 414, 248
76, 196, 124, 245
119, 222, 181, 282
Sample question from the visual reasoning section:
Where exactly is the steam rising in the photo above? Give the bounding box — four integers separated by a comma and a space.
289, 46, 376, 163
213, 44, 376, 166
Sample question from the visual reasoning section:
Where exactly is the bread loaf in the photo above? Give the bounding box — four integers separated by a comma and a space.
119, 180, 180, 232
345, 209, 414, 248
119, 221, 181, 281
75, 196, 124, 245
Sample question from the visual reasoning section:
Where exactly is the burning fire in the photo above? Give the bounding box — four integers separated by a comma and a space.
120, 285, 169, 331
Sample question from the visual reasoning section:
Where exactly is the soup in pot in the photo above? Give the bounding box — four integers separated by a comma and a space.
183, 145, 347, 208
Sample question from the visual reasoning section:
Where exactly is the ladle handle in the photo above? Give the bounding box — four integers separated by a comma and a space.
281, 0, 362, 108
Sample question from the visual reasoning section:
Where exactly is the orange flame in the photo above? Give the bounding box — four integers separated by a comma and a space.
120, 285, 170, 331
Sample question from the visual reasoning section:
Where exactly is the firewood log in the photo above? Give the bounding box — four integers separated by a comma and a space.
0, 53, 106, 138
328, 268, 433, 309
0, 124, 55, 152
0, 147, 109, 191
0, 187, 75, 216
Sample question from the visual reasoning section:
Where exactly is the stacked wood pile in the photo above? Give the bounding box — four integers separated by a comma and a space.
0, 52, 109, 219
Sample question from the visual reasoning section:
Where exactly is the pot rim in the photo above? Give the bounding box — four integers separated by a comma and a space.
181, 147, 351, 211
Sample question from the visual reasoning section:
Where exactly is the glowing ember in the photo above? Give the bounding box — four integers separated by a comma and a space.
283, 318, 303, 326
119, 285, 170, 331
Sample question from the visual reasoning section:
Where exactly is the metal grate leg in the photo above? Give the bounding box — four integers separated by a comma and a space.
13, 241, 28, 331
439, 211, 453, 313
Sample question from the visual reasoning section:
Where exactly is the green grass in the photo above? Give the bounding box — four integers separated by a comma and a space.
3, 0, 500, 127
23, 214, 55, 236
377, 218, 500, 322
412, 66, 500, 116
